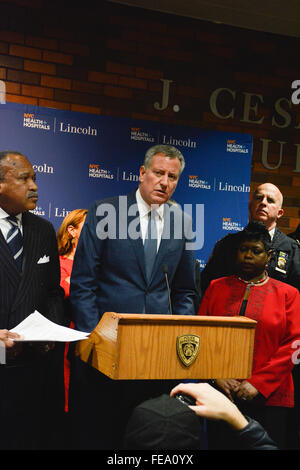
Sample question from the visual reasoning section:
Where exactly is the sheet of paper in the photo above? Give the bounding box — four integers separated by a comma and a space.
10, 311, 90, 342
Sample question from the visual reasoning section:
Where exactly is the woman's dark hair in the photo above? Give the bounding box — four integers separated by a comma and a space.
237, 221, 272, 252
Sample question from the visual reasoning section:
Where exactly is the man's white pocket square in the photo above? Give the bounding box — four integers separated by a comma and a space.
37, 255, 50, 264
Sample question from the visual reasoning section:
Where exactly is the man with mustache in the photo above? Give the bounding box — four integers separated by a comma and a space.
0, 151, 64, 449
201, 182, 300, 293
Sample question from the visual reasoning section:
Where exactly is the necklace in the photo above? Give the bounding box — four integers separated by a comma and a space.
237, 270, 269, 287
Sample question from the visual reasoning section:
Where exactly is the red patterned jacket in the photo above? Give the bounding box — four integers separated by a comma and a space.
198, 275, 300, 407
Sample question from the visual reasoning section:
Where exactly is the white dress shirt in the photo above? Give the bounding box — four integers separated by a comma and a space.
269, 227, 275, 240
136, 189, 164, 252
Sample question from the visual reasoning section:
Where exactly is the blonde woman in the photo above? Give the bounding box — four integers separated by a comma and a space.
56, 209, 87, 414
57, 209, 87, 298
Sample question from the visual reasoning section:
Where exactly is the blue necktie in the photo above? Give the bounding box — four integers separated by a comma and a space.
6, 215, 23, 271
144, 210, 157, 282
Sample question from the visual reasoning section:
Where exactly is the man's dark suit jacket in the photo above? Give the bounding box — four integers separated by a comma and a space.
68, 190, 198, 449
0, 211, 65, 450
70, 190, 197, 333
0, 211, 64, 329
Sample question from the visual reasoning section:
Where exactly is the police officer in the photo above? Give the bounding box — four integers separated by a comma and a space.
201, 182, 300, 293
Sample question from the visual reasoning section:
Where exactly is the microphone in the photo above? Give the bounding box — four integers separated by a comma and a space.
162, 264, 172, 314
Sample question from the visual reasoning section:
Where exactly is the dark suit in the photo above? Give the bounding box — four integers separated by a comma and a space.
69, 190, 197, 449
70, 190, 197, 332
0, 211, 65, 449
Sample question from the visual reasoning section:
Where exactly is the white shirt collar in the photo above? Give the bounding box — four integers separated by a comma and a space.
268, 227, 275, 240
0, 207, 22, 224
136, 188, 164, 220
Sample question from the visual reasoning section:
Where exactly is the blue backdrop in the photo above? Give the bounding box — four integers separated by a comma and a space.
0, 102, 253, 268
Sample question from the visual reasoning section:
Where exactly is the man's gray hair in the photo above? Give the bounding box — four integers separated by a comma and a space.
143, 145, 185, 174
0, 151, 25, 181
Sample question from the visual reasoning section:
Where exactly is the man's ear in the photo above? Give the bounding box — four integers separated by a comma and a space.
139, 165, 146, 183
276, 208, 284, 220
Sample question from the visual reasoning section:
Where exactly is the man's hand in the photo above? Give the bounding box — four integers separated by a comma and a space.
0, 329, 20, 348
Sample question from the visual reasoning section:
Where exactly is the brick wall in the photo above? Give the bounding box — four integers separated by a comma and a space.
0, 0, 299, 233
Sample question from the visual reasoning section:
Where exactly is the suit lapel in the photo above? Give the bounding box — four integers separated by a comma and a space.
11, 212, 41, 309
126, 190, 147, 284
149, 204, 173, 283
0, 229, 22, 286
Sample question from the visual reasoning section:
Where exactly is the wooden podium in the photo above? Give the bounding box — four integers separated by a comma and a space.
76, 313, 256, 380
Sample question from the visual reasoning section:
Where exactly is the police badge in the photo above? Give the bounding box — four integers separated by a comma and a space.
276, 251, 288, 273
176, 334, 200, 367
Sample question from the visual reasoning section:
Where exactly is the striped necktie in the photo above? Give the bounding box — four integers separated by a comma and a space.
144, 210, 158, 282
6, 215, 23, 271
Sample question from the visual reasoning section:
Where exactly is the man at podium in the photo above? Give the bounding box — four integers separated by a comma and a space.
69, 144, 198, 449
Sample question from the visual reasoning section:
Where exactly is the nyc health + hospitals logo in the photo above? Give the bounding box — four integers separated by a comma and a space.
222, 217, 244, 231
88, 163, 114, 180
23, 113, 51, 131
188, 175, 211, 190
130, 127, 155, 143
226, 139, 249, 154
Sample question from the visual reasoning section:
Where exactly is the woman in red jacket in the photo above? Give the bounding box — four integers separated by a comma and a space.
57, 209, 87, 413
198, 221, 300, 449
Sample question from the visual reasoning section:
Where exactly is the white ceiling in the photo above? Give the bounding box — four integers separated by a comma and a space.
107, 0, 300, 38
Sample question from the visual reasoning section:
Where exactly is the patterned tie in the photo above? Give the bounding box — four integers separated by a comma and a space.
144, 210, 158, 282
6, 215, 23, 271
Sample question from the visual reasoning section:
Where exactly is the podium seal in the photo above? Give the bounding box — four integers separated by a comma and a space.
176, 334, 200, 367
